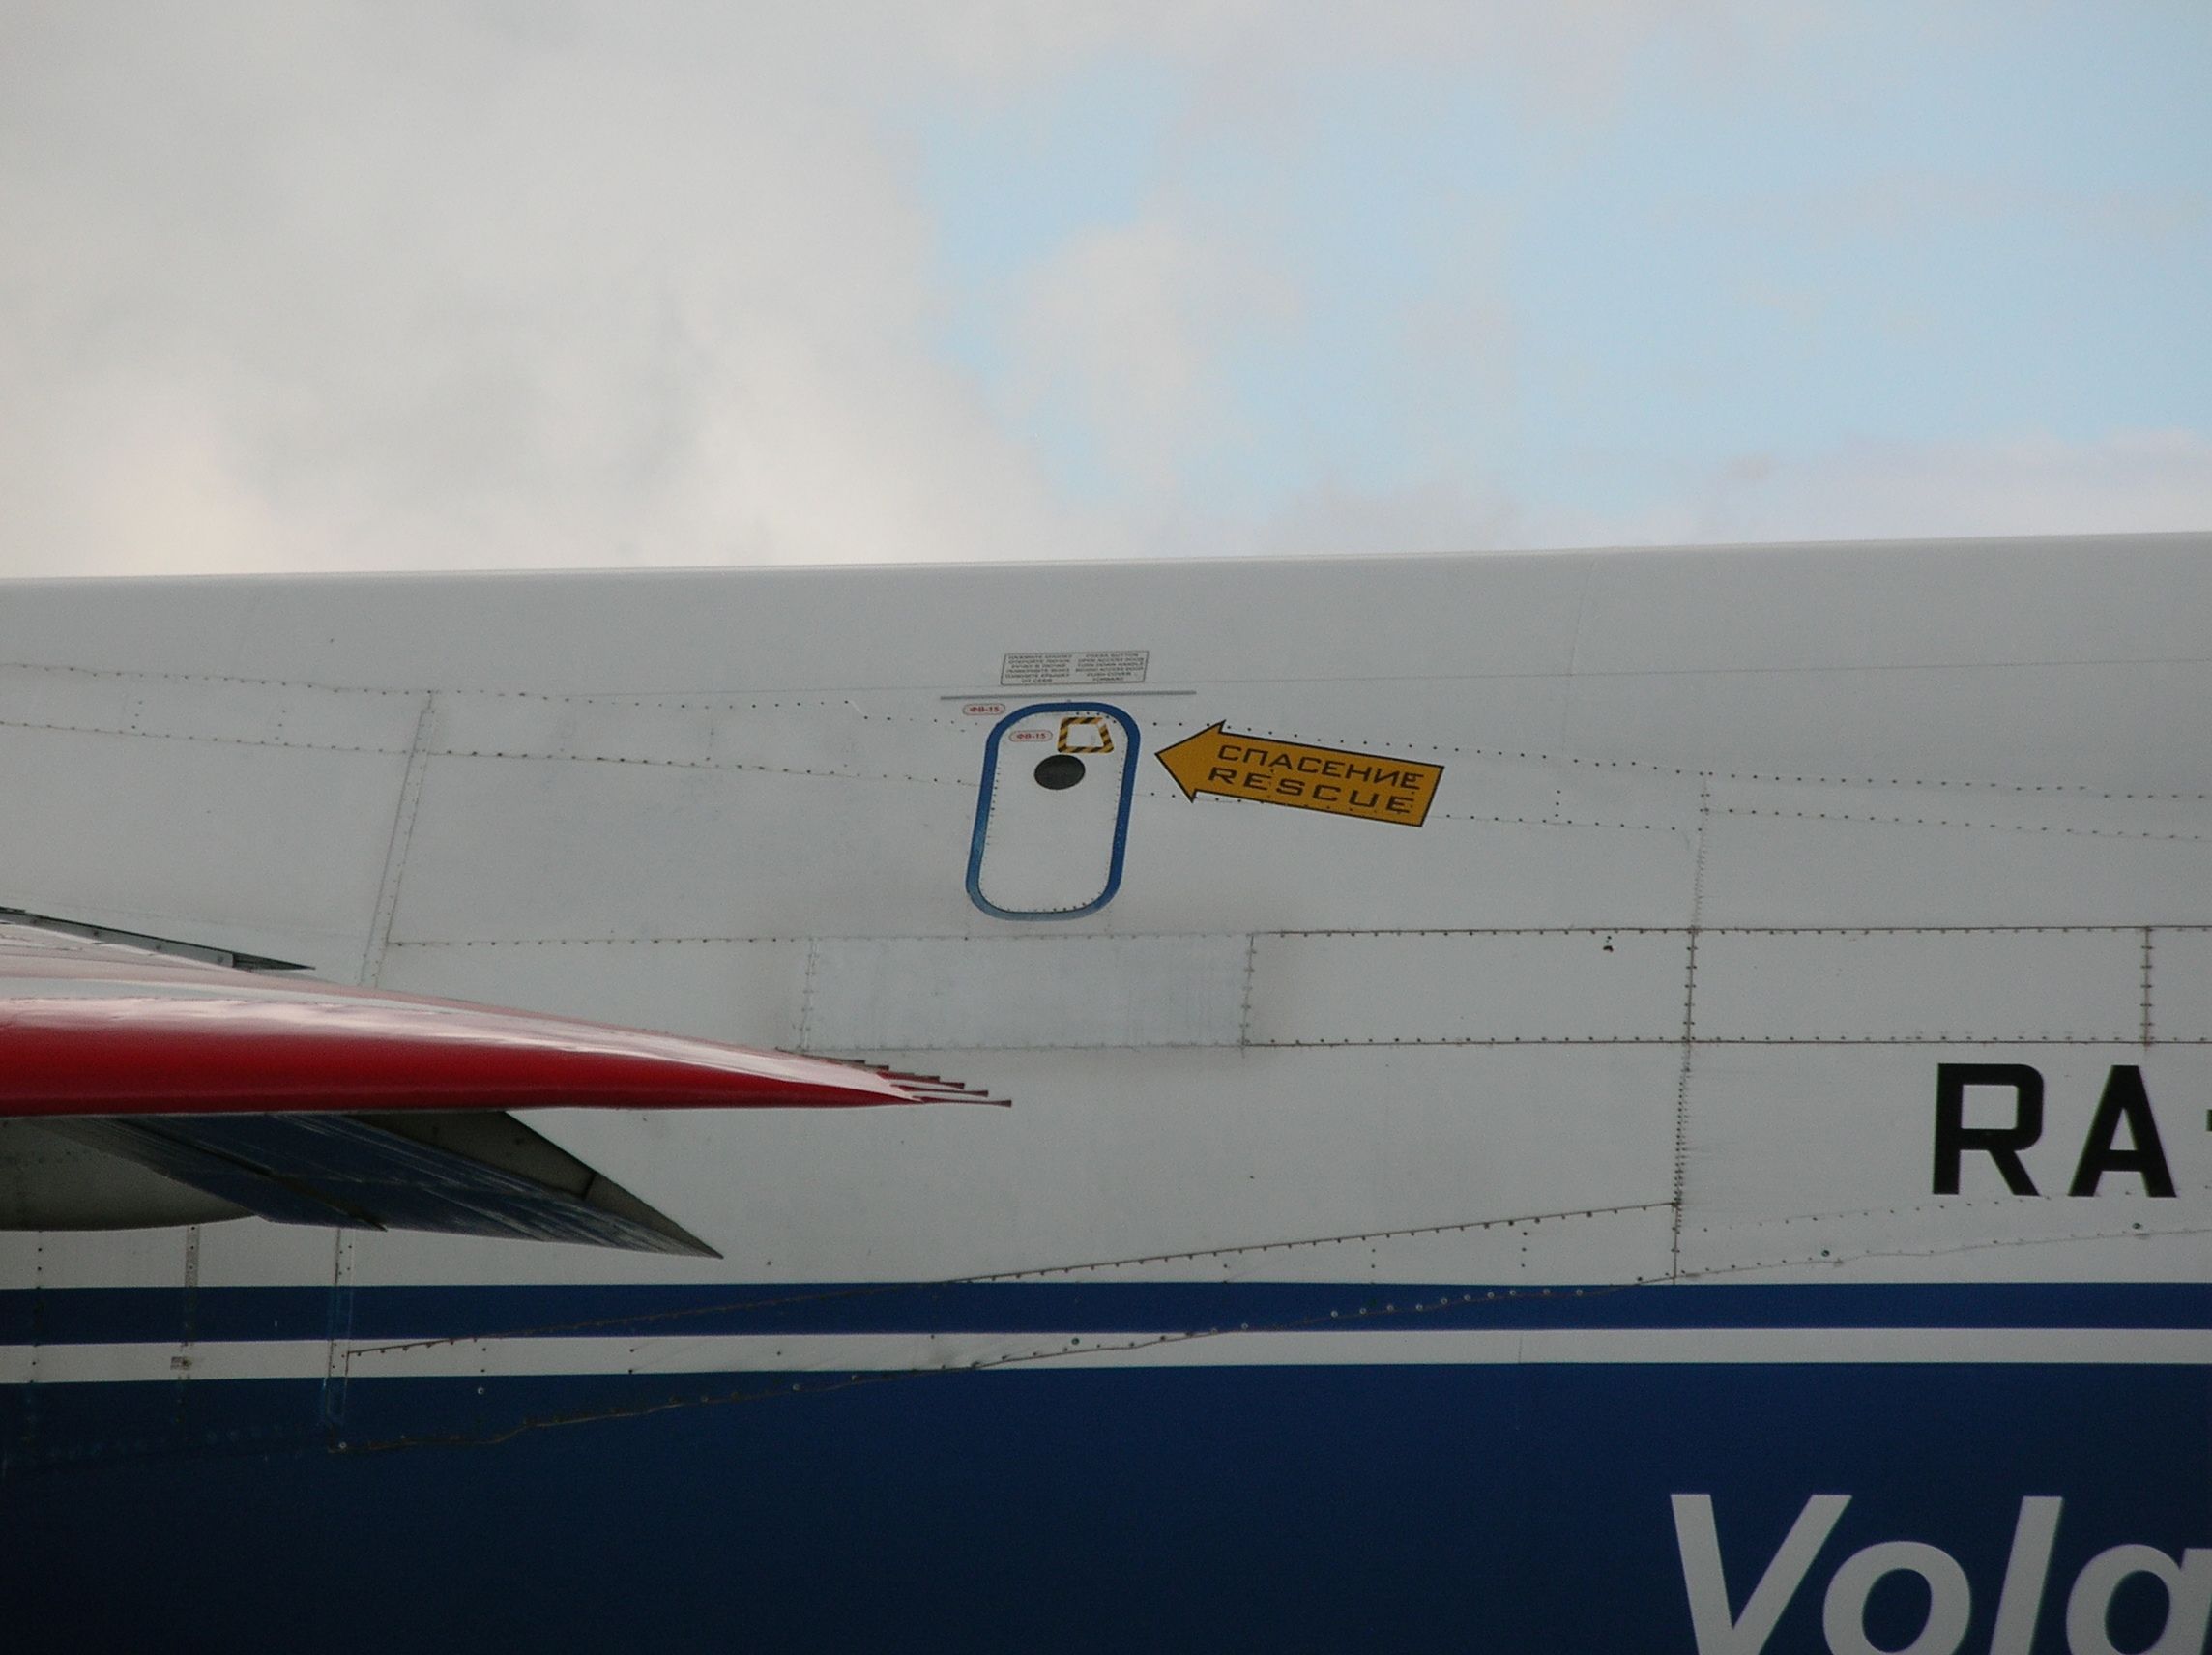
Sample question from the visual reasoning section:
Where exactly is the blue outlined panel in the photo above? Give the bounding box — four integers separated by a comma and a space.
967, 702, 1139, 920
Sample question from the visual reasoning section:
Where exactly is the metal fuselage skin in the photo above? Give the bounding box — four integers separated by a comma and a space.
2, 536, 2208, 1653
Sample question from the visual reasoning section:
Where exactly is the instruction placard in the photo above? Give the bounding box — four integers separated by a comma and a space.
1001, 650, 1150, 688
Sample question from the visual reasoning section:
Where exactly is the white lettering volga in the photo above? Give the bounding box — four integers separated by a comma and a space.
1672, 1495, 2212, 1655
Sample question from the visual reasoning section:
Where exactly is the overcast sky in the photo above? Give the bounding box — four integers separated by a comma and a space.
2, 2, 2207, 576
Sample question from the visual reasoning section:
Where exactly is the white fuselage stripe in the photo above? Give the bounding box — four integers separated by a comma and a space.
5, 1326, 2211, 1383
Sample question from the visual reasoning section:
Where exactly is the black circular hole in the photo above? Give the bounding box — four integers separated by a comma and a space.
1033, 754, 1087, 790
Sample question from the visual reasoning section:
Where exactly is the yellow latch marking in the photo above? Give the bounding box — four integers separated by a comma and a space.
1155, 723, 1442, 827
1058, 714, 1115, 755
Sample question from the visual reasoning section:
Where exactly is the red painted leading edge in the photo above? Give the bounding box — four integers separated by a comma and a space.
0, 927, 996, 1117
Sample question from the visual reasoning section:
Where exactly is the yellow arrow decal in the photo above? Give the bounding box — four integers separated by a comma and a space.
1155, 723, 1443, 827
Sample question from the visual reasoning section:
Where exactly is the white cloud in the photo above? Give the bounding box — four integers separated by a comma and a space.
1004, 218, 1297, 498
0, 3, 1106, 575
1163, 429, 2212, 561
1586, 430, 2212, 549
914, 0, 1816, 117
0, 4, 2197, 579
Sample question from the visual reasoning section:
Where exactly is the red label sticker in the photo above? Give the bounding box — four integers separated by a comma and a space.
1006, 728, 1053, 742
963, 702, 1007, 717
